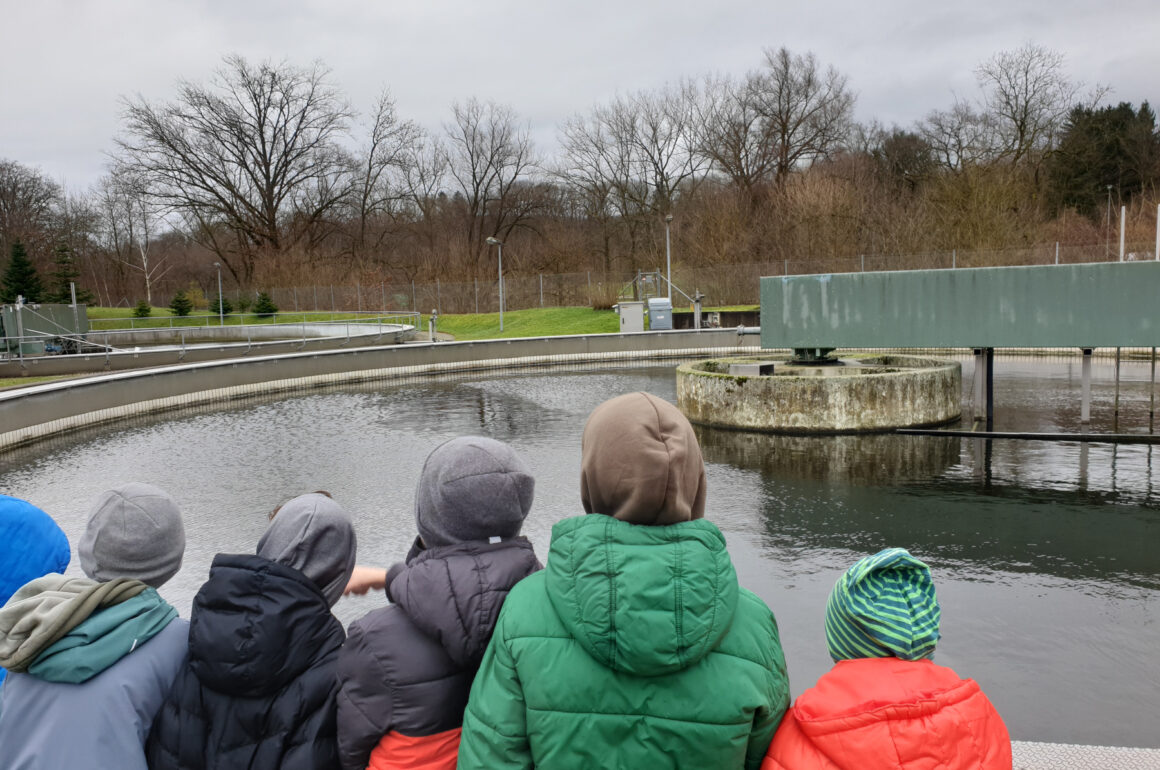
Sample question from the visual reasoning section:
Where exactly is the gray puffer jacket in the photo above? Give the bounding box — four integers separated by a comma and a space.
336, 536, 541, 770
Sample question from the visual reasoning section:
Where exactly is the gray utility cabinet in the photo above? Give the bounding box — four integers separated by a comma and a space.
647, 298, 673, 330
616, 301, 644, 333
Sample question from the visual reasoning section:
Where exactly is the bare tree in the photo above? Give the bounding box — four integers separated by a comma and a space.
95, 169, 170, 304
919, 99, 998, 172
344, 90, 423, 269
975, 43, 1081, 166
115, 55, 355, 286
0, 159, 62, 256
555, 83, 706, 270
621, 81, 708, 215
443, 98, 538, 274
751, 47, 856, 185
697, 72, 781, 205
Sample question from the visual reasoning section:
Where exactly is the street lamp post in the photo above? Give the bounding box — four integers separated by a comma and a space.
214, 262, 223, 326
664, 214, 674, 301
486, 237, 504, 331
1106, 186, 1113, 259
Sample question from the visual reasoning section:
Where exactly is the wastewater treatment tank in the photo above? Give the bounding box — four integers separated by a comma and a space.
677, 353, 961, 433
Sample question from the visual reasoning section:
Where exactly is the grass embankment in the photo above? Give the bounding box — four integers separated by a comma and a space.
86, 307, 382, 330
86, 303, 749, 340
427, 307, 619, 340
0, 375, 73, 390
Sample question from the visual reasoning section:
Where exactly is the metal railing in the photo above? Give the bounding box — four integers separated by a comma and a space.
1, 312, 420, 364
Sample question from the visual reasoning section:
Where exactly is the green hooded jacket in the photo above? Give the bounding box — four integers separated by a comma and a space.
458, 514, 789, 770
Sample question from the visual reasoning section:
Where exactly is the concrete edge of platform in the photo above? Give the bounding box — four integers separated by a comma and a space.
0, 329, 758, 449
1012, 740, 1160, 769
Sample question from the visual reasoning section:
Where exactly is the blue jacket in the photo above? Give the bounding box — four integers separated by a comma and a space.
0, 617, 188, 770
0, 494, 71, 687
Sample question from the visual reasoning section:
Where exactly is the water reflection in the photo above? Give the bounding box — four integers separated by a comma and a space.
697, 426, 960, 485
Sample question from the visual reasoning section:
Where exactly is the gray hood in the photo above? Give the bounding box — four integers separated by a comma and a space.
414, 436, 534, 547
257, 493, 356, 606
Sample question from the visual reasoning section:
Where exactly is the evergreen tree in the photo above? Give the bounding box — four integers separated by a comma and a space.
252, 291, 278, 317
1047, 101, 1160, 218
169, 290, 193, 317
1, 240, 45, 304
211, 294, 233, 316
46, 244, 95, 304
133, 299, 152, 318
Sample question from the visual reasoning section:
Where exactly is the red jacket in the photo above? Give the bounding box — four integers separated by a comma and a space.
763, 657, 1011, 770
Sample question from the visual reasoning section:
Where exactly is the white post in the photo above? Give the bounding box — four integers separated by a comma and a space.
1155, 204, 1159, 260
69, 282, 79, 336
1055, 242, 1059, 265
1119, 205, 1126, 261
540, 274, 544, 307
498, 242, 504, 331
952, 249, 956, 269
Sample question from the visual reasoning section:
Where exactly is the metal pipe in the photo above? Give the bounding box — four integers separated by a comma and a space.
898, 428, 1160, 445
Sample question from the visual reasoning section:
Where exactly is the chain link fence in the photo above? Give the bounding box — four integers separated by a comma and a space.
139, 241, 1157, 314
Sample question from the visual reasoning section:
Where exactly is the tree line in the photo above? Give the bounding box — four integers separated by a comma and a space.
2, 42, 1158, 308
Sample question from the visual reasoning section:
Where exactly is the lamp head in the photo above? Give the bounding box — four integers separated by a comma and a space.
665, 214, 673, 223
486, 237, 502, 246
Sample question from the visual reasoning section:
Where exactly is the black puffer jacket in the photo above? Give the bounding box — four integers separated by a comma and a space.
336, 537, 541, 770
146, 554, 347, 770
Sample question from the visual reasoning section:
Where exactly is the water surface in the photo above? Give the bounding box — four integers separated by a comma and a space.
1, 356, 1157, 747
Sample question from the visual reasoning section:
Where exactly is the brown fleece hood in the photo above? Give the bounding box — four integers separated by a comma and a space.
580, 392, 707, 525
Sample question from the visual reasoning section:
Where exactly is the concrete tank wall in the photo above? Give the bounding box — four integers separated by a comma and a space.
677, 355, 961, 434
0, 329, 760, 449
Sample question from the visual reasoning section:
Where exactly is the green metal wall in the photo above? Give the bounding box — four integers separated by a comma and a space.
760, 262, 1160, 348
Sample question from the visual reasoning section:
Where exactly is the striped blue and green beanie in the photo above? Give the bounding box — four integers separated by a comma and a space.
825, 548, 941, 662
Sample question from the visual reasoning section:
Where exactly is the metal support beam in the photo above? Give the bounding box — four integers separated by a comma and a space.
1150, 347, 1156, 433
973, 348, 986, 422
985, 347, 995, 431
1081, 348, 1093, 424
1114, 346, 1122, 430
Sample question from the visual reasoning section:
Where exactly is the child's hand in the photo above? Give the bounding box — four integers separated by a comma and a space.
344, 564, 387, 595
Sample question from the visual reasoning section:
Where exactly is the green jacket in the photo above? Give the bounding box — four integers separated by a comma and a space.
458, 515, 789, 770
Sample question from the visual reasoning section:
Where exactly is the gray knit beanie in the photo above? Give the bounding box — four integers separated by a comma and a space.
415, 436, 535, 548
257, 492, 357, 607
78, 482, 185, 588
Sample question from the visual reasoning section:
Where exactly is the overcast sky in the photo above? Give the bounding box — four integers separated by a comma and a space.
4, 0, 1158, 192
